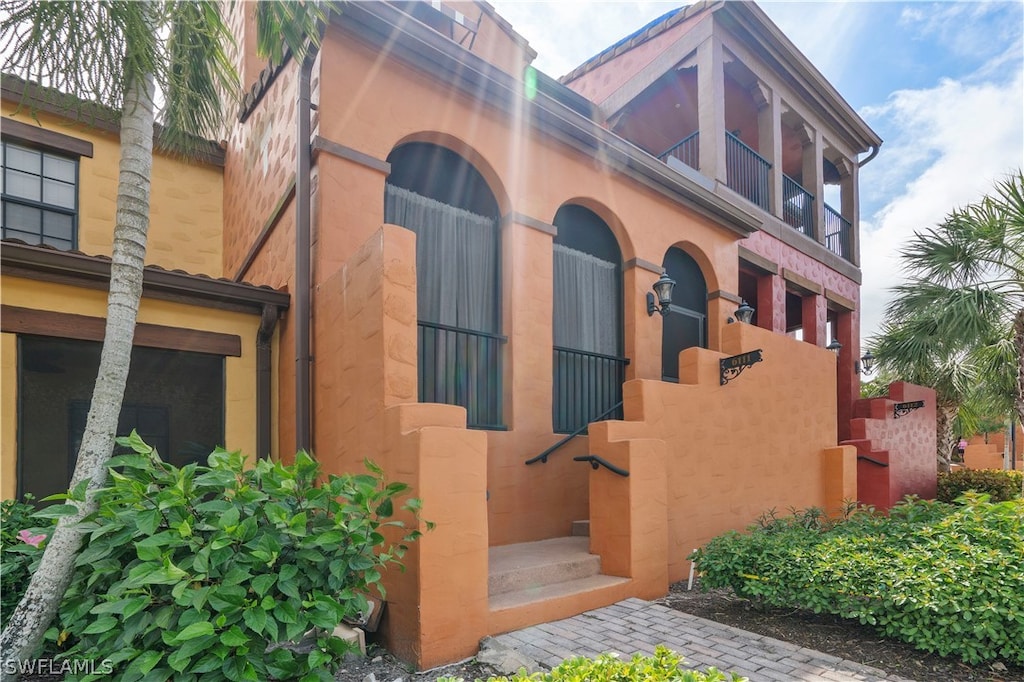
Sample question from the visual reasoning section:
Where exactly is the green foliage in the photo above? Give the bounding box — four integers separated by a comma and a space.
437, 646, 745, 681
45, 433, 425, 681
938, 469, 1023, 503
1, 494, 52, 628
692, 497, 1024, 665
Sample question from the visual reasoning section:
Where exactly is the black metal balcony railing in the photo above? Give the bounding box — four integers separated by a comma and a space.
658, 131, 699, 171
553, 346, 629, 434
418, 320, 505, 429
725, 132, 771, 211
824, 204, 852, 261
782, 174, 815, 238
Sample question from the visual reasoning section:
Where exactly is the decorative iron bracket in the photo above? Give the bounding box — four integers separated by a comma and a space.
893, 400, 925, 419
720, 349, 763, 386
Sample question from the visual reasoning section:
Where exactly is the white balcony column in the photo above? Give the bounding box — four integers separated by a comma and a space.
838, 158, 859, 266
753, 82, 782, 219
798, 123, 825, 243
696, 36, 727, 184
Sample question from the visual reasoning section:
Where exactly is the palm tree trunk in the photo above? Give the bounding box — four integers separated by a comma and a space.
1015, 308, 1024, 432
0, 70, 155, 677
935, 402, 957, 473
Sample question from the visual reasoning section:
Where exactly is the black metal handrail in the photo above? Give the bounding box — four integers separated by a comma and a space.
658, 131, 699, 170
525, 400, 624, 465
725, 132, 771, 211
573, 455, 629, 477
553, 346, 629, 434
824, 204, 852, 261
782, 174, 814, 238
857, 455, 889, 468
418, 320, 506, 429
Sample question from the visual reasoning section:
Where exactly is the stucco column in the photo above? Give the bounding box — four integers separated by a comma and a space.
502, 214, 555, 431
757, 272, 786, 333
696, 36, 727, 184
754, 83, 782, 219
836, 309, 857, 442
839, 158, 860, 266
801, 293, 827, 346
625, 260, 664, 381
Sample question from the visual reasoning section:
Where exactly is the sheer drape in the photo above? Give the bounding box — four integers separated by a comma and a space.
553, 244, 618, 355
384, 184, 498, 332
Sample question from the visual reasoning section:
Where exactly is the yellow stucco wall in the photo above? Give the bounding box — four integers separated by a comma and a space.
0, 276, 263, 498
1, 104, 224, 277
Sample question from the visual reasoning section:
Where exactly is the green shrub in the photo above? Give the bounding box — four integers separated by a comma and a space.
938, 469, 1022, 502
47, 433, 427, 681
692, 497, 1024, 665
1, 494, 51, 628
437, 645, 745, 681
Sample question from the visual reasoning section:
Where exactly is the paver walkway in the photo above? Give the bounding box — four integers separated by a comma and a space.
487, 598, 915, 681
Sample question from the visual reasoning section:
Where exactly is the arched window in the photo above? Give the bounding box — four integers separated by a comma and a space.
661, 247, 707, 381
384, 143, 503, 428
552, 205, 626, 433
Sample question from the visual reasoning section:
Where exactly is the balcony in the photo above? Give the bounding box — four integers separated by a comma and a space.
658, 131, 852, 263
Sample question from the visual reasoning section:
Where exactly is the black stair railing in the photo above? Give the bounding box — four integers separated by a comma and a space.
573, 455, 629, 477
525, 400, 624, 465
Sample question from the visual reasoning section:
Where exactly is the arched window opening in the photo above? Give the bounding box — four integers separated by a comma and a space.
552, 205, 626, 433
384, 143, 503, 428
662, 247, 707, 381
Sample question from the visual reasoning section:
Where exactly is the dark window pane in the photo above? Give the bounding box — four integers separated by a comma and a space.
5, 203, 42, 233
5, 144, 40, 174
43, 154, 75, 183
5, 169, 40, 201
43, 178, 75, 208
42, 211, 73, 241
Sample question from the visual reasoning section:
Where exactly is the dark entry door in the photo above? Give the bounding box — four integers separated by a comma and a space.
661, 247, 708, 381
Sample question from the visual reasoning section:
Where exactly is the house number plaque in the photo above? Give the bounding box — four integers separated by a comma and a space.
719, 349, 763, 386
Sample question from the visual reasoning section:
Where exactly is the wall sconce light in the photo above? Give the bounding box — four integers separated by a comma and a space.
733, 300, 755, 324
826, 339, 842, 354
647, 273, 675, 317
856, 350, 876, 376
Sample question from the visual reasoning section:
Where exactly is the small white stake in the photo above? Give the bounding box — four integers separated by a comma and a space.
686, 550, 697, 591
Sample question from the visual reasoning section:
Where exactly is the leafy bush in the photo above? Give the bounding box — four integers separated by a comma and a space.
692, 497, 1024, 665
46, 433, 427, 681
1, 494, 51, 628
437, 646, 745, 681
938, 469, 1022, 502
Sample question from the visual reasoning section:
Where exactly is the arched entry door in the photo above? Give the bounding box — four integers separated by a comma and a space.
662, 247, 707, 381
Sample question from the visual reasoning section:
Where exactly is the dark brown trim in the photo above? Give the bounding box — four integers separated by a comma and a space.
782, 267, 823, 296
256, 304, 280, 460
312, 136, 391, 174
233, 178, 296, 282
1, 305, 242, 356
624, 257, 664, 274
2, 241, 289, 313
502, 212, 557, 236
708, 289, 742, 304
738, 246, 778, 275
825, 288, 856, 312
1, 117, 94, 157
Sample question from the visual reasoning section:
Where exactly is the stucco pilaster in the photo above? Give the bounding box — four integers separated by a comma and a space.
696, 36, 727, 184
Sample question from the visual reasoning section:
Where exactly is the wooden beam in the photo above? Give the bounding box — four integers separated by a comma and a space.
1, 305, 242, 356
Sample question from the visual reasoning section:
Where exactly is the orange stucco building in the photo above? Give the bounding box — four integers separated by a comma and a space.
2, 0, 926, 670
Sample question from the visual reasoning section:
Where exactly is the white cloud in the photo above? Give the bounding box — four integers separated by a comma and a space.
859, 67, 1024, 344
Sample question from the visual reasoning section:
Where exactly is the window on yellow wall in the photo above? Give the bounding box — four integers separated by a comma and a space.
1, 140, 78, 250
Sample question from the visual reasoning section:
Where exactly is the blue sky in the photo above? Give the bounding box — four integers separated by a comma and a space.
489, 0, 1024, 344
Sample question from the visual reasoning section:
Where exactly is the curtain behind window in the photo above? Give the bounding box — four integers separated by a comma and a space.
385, 184, 498, 332
553, 244, 618, 356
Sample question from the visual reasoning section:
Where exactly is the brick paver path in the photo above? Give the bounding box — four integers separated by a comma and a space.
489, 598, 915, 681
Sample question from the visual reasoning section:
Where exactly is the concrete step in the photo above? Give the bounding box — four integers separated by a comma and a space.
489, 573, 630, 612
488, 537, 600, 597
571, 520, 590, 537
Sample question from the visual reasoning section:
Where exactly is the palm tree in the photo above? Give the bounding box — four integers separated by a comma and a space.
870, 170, 1024, 470
0, 1, 329, 671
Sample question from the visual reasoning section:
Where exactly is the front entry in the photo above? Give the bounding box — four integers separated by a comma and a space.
661, 247, 707, 381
